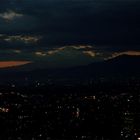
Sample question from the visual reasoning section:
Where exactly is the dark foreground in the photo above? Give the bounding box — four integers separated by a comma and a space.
0, 82, 140, 140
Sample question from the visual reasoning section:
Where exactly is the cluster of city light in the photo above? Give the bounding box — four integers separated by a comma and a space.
84, 96, 96, 100
0, 107, 9, 113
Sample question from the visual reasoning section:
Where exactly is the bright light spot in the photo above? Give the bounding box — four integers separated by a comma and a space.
0, 107, 9, 113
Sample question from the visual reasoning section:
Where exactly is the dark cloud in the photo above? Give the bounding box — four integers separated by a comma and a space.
0, 0, 140, 68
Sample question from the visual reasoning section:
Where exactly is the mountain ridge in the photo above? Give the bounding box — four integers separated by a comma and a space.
0, 54, 140, 83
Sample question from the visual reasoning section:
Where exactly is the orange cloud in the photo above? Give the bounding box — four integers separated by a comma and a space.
106, 51, 140, 60
0, 61, 31, 68
83, 51, 96, 57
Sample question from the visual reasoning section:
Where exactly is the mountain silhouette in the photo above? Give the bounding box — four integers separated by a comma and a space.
0, 55, 140, 84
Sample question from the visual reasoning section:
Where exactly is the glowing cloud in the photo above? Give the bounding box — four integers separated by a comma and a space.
46, 45, 94, 55
0, 34, 41, 44
35, 51, 46, 56
106, 51, 140, 60
0, 10, 23, 21
47, 47, 66, 55
0, 61, 32, 68
72, 45, 93, 50
83, 51, 96, 57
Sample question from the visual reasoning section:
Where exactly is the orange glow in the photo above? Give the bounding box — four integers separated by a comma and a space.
105, 51, 140, 60
0, 61, 31, 68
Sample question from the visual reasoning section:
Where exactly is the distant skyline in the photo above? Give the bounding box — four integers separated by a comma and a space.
0, 0, 140, 68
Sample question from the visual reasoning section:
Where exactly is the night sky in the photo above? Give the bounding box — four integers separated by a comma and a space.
0, 0, 140, 68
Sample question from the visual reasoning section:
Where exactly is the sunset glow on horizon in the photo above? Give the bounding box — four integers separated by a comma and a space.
0, 61, 31, 68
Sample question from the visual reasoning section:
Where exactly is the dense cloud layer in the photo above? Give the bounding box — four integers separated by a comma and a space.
0, 0, 140, 68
